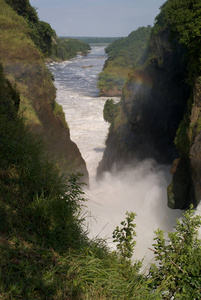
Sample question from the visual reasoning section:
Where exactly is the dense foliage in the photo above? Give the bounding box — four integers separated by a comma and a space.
5, 0, 55, 56
149, 206, 201, 299
69, 36, 121, 44
54, 38, 91, 61
154, 0, 201, 82
98, 26, 152, 95
103, 98, 118, 123
105, 26, 152, 67
5, 0, 90, 59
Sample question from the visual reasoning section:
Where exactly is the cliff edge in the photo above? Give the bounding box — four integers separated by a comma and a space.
0, 0, 88, 181
98, 0, 201, 209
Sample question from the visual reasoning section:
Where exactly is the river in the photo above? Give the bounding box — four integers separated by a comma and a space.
47, 45, 183, 269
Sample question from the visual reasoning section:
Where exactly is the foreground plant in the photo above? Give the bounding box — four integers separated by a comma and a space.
149, 205, 201, 299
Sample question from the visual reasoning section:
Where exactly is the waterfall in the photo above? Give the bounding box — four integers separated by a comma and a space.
47, 45, 183, 267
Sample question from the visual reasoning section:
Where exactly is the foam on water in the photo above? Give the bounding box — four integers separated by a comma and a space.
48, 46, 184, 267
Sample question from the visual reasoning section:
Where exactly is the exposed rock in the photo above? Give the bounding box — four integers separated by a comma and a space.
168, 78, 201, 208
97, 28, 190, 179
99, 87, 122, 97
0, 2, 88, 183
167, 158, 195, 209
98, 23, 201, 208
82, 65, 93, 68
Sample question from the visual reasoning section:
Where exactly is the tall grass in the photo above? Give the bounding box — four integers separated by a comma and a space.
0, 64, 158, 299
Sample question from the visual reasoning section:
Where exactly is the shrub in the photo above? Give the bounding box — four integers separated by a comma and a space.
149, 205, 201, 299
103, 99, 118, 123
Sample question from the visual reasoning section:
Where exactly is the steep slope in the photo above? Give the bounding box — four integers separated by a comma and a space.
0, 0, 88, 181
97, 26, 152, 96
97, 27, 189, 170
98, 0, 201, 209
5, 0, 91, 60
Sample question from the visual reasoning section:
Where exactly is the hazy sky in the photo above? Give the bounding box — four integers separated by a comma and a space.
29, 0, 166, 37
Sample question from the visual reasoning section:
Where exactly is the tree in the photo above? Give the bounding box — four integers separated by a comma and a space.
103, 99, 117, 123
155, 0, 201, 82
112, 211, 137, 260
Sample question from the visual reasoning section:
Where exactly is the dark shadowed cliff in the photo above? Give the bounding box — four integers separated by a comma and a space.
98, 0, 201, 209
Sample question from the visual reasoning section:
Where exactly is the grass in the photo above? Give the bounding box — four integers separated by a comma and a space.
0, 65, 158, 299
0, 0, 84, 177
2, 1, 201, 298
53, 101, 69, 128
0, 1, 41, 63
1, 64, 201, 299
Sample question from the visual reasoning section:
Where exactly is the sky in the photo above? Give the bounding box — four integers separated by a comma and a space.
29, 0, 166, 37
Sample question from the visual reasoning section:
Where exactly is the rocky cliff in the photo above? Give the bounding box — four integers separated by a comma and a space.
97, 27, 189, 170
0, 0, 88, 182
97, 2, 201, 209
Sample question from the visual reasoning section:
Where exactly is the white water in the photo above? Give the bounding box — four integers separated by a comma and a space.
48, 46, 183, 269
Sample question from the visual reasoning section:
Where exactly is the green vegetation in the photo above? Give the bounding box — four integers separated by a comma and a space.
149, 206, 201, 299
5, 0, 91, 60
5, 0, 55, 57
1, 78, 201, 297
103, 98, 118, 123
0, 0, 87, 177
1, 64, 201, 299
66, 36, 121, 44
113, 212, 138, 261
154, 0, 201, 83
2, 0, 201, 298
154, 0, 201, 162
98, 26, 152, 96
53, 37, 91, 61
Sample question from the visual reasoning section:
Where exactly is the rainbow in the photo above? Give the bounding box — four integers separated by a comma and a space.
129, 70, 153, 91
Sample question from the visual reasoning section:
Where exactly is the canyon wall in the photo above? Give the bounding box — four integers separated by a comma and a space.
98, 24, 201, 208
1, 0, 88, 182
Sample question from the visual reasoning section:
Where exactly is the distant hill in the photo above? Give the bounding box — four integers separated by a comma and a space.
61, 36, 122, 45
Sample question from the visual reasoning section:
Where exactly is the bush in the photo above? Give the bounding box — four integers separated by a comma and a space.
149, 205, 201, 299
103, 98, 118, 123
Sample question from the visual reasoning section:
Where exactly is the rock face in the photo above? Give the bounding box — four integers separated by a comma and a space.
97, 27, 201, 208
97, 28, 189, 174
168, 78, 201, 209
190, 80, 201, 204
1, 1, 88, 182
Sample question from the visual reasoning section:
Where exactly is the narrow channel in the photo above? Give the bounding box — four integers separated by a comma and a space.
48, 46, 183, 268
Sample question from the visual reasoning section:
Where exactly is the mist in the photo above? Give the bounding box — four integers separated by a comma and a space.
48, 46, 184, 269
84, 159, 183, 269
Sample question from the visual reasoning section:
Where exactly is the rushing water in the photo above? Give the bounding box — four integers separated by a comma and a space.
48, 46, 109, 178
48, 46, 183, 269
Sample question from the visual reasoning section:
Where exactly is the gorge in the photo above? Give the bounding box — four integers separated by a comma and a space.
48, 45, 183, 263
1, 0, 201, 298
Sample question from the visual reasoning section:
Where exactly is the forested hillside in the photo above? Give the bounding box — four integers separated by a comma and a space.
98, 26, 152, 96
5, 0, 91, 60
